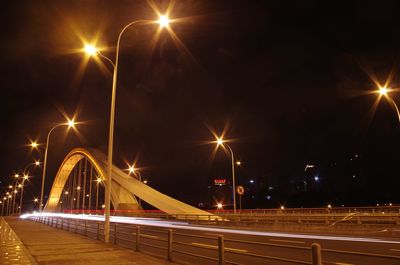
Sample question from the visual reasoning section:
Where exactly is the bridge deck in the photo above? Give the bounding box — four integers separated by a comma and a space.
3, 217, 174, 265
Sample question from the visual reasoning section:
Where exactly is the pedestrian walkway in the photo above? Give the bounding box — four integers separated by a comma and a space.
0, 218, 37, 265
3, 217, 175, 265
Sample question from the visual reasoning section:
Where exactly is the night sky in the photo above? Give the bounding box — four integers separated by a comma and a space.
1, 0, 400, 210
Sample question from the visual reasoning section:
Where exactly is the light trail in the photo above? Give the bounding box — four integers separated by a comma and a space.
21, 213, 400, 245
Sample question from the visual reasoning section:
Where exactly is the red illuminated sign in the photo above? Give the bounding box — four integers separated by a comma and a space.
214, 179, 226, 185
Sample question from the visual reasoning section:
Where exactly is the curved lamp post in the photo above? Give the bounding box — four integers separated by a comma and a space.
377, 86, 400, 122
18, 161, 40, 214
84, 15, 170, 243
33, 119, 76, 212
215, 137, 237, 214
128, 164, 142, 206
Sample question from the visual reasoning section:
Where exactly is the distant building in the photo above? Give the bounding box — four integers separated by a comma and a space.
205, 178, 232, 209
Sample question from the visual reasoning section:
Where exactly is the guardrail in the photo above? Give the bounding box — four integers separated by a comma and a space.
29, 215, 400, 265
64, 209, 400, 226
65, 205, 400, 215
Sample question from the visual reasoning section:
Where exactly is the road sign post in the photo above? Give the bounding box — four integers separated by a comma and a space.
236, 186, 245, 212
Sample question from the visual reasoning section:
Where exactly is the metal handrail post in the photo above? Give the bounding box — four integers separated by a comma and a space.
135, 226, 140, 251
168, 229, 173, 261
218, 235, 225, 265
311, 243, 322, 265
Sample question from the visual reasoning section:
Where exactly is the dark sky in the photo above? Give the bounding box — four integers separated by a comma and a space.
1, 0, 400, 208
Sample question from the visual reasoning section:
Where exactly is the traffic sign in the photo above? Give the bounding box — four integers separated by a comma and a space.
236, 185, 245, 195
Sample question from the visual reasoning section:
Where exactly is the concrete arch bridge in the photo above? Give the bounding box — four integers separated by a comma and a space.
45, 148, 213, 219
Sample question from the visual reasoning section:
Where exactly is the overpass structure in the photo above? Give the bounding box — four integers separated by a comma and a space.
45, 148, 213, 217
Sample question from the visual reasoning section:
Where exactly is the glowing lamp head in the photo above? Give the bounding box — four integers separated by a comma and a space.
236, 161, 241, 166
35, 161, 40, 166
84, 44, 98, 56
379, 86, 388, 96
67, 119, 76, 128
128, 165, 136, 174
216, 137, 225, 146
23, 174, 29, 180
34, 198, 38, 202
8, 185, 12, 189
158, 15, 170, 28
143, 180, 148, 184
280, 205, 285, 210
217, 203, 223, 209
18, 184, 22, 188
30, 141, 39, 148
14, 174, 19, 178
96, 178, 102, 183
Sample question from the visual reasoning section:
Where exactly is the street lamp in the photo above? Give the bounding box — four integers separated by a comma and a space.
19, 160, 40, 214
95, 178, 102, 212
128, 163, 142, 206
214, 136, 238, 214
84, 14, 171, 243
376, 85, 400, 123
18, 174, 30, 214
37, 119, 77, 212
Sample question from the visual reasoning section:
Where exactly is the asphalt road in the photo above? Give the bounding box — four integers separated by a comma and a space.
23, 213, 400, 265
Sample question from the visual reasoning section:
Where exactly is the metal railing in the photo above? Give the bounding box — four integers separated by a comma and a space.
29, 215, 400, 265
65, 205, 400, 215
64, 210, 400, 227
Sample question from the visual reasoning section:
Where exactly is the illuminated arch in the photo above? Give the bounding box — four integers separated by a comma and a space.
45, 148, 213, 217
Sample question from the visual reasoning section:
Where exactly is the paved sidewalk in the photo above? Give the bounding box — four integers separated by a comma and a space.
0, 218, 37, 265
4, 217, 175, 265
